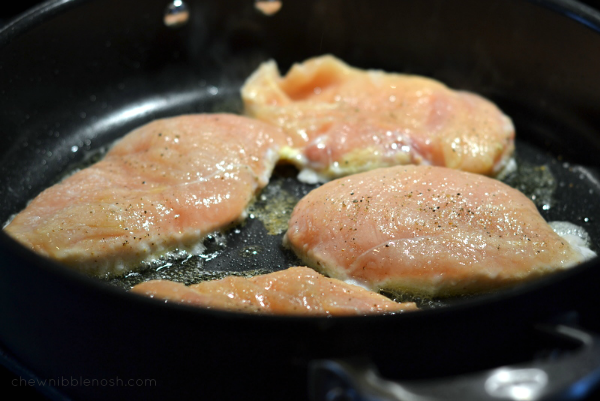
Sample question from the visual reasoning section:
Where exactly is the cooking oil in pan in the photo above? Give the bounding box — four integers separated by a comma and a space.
106, 232, 273, 290
501, 161, 556, 211
240, 245, 264, 258
246, 180, 299, 235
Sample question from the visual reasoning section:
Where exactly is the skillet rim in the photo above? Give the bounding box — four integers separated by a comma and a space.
0, 0, 80, 46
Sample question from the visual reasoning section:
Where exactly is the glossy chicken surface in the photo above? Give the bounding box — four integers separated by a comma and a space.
284, 165, 594, 297
4, 114, 286, 276
131, 266, 417, 315
242, 55, 515, 182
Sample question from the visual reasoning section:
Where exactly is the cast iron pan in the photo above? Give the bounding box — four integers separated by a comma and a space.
2, 0, 600, 399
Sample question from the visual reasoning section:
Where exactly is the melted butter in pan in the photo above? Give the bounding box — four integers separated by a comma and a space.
246, 179, 300, 235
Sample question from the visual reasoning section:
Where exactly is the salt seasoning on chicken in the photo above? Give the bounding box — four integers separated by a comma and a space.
4, 114, 286, 276
242, 55, 515, 183
284, 165, 595, 297
131, 266, 417, 315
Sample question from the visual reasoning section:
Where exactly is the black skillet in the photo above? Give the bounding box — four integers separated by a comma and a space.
2, 0, 600, 399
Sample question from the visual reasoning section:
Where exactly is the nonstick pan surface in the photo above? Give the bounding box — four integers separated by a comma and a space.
2, 0, 600, 399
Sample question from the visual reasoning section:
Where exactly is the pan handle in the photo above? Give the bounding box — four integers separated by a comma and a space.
308, 324, 600, 401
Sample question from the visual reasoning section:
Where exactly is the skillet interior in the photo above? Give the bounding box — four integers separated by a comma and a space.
2, 0, 600, 399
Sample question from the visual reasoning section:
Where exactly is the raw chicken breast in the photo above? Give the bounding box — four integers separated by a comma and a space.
4, 114, 286, 276
131, 266, 417, 315
284, 166, 595, 297
242, 55, 515, 182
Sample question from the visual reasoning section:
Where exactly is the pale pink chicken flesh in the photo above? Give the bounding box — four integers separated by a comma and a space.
284, 165, 594, 297
4, 114, 286, 276
131, 266, 417, 315
242, 55, 515, 182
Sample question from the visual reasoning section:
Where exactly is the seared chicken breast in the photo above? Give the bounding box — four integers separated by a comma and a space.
243, 55, 514, 182
131, 266, 417, 315
284, 165, 594, 297
5, 114, 286, 276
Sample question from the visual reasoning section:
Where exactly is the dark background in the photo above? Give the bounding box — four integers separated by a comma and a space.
0, 0, 42, 25
2, 0, 600, 24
